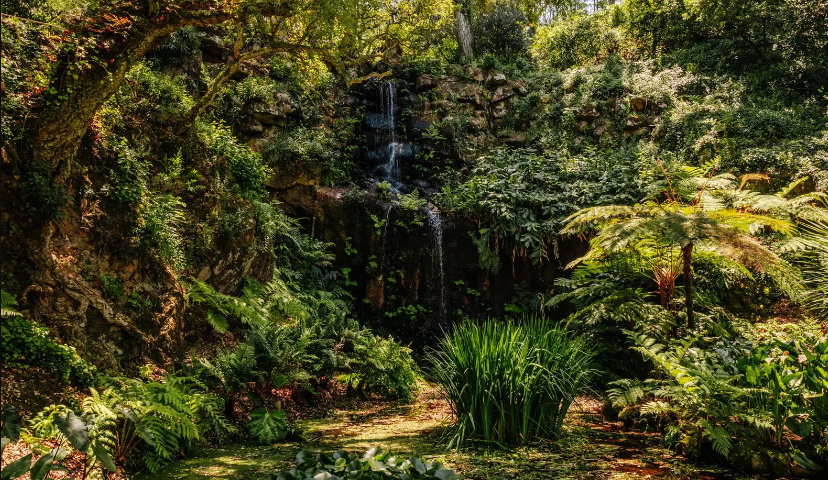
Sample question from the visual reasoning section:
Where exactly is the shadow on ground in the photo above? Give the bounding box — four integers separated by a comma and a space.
137, 385, 767, 480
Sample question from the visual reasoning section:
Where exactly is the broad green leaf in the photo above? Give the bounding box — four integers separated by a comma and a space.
1, 454, 31, 480
1, 406, 21, 443
412, 458, 426, 474
53, 411, 89, 451
29, 451, 58, 480
435, 469, 460, 480
296, 449, 314, 465
367, 459, 387, 472
92, 443, 118, 472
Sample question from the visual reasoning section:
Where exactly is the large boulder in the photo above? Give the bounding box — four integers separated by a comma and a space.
415, 74, 436, 92
438, 79, 484, 105
485, 70, 508, 87
252, 92, 295, 125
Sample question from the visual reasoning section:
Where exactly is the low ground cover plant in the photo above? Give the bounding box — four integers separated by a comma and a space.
274, 447, 458, 480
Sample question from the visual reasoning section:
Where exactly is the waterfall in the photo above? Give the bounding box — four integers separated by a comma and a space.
455, 10, 473, 60
425, 206, 446, 321
378, 80, 400, 184
379, 203, 393, 271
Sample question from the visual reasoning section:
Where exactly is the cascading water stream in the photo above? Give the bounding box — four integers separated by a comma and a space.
379, 203, 393, 271
425, 205, 446, 321
378, 80, 401, 186
372, 80, 447, 321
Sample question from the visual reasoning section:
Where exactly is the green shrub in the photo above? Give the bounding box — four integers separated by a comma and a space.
23, 373, 235, 474
428, 317, 594, 447
1, 405, 116, 480
247, 408, 288, 444
275, 448, 457, 480
262, 125, 355, 187
198, 121, 268, 198
348, 335, 419, 401
99, 273, 125, 301
192, 273, 419, 406
146, 26, 202, 70
103, 139, 148, 205
21, 162, 67, 221
123, 63, 193, 124
610, 329, 827, 472
215, 76, 278, 129
0, 310, 96, 386
472, 4, 529, 63
136, 193, 186, 270
532, 12, 630, 70
443, 146, 643, 261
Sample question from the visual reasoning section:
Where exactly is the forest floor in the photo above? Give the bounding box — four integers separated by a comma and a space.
138, 384, 767, 480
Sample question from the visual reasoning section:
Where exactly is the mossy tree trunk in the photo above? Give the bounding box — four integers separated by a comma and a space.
32, 6, 237, 182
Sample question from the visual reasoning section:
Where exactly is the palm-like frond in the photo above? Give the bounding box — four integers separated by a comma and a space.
794, 215, 828, 319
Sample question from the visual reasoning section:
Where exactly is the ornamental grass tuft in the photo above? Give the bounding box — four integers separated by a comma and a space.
429, 317, 594, 447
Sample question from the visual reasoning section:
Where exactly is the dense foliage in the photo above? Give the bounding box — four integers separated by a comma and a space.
0, 292, 96, 386
2, 0, 827, 477
610, 325, 827, 470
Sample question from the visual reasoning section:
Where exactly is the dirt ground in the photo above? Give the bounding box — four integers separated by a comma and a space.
136, 383, 770, 480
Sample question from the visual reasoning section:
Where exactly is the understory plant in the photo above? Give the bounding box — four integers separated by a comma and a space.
275, 447, 458, 480
247, 408, 289, 444
0, 292, 97, 386
192, 272, 419, 412
23, 372, 234, 474
429, 317, 594, 447
609, 328, 827, 473
1, 405, 116, 480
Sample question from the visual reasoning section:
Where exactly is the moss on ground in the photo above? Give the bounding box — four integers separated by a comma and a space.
138, 384, 764, 480
134, 443, 296, 479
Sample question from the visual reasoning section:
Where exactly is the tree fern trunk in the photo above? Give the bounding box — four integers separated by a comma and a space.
682, 243, 694, 330
225, 392, 236, 421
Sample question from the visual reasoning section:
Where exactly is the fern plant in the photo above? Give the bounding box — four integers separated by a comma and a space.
114, 373, 235, 471
9, 404, 117, 480
782, 207, 828, 320
563, 164, 815, 329
246, 408, 288, 444
609, 328, 828, 470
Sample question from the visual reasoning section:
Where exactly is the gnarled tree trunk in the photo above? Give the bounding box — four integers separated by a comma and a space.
32, 5, 237, 181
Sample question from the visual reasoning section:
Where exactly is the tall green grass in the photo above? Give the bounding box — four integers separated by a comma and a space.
428, 317, 594, 447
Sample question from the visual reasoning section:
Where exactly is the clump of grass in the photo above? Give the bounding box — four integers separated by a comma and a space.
428, 317, 594, 447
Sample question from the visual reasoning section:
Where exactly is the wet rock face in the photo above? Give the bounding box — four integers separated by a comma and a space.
267, 67, 549, 346
347, 65, 536, 185
275, 65, 654, 347
277, 184, 587, 350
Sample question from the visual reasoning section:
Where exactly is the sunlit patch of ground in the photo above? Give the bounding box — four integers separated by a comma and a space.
137, 384, 771, 480
134, 444, 297, 480
301, 383, 451, 455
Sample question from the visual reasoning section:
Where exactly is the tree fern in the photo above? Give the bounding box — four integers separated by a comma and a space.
562, 167, 818, 328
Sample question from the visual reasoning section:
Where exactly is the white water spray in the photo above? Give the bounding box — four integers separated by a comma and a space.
379, 203, 393, 270
378, 81, 401, 184
425, 205, 446, 321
